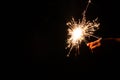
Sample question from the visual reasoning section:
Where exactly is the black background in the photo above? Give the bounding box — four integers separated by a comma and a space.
23, 0, 120, 77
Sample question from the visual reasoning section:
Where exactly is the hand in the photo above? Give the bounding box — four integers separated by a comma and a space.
87, 38, 120, 50
87, 38, 102, 50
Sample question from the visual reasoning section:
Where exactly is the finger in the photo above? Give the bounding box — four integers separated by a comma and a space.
91, 39, 101, 46
91, 43, 101, 49
87, 43, 90, 46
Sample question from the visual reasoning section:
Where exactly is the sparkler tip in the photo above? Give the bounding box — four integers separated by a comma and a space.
65, 0, 100, 57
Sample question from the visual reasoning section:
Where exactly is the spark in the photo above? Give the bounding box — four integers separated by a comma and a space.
66, 0, 100, 57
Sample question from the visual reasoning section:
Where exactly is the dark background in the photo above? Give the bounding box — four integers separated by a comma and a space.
23, 0, 120, 76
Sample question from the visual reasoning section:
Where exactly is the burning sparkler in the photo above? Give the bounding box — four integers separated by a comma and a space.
66, 0, 100, 57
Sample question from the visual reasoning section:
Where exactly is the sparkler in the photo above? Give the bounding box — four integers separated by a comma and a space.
66, 0, 100, 57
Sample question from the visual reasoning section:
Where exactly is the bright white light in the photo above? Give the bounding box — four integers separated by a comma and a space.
72, 27, 83, 41
66, 0, 100, 57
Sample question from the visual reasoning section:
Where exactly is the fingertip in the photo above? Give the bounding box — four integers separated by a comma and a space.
87, 43, 89, 46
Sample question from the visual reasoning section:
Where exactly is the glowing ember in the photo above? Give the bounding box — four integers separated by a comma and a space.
72, 27, 83, 41
66, 0, 100, 57
70, 27, 83, 43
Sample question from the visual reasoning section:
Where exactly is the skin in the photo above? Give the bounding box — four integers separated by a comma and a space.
87, 38, 120, 50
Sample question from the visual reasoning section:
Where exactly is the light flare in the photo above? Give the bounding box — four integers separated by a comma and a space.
71, 27, 83, 42
66, 0, 100, 57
